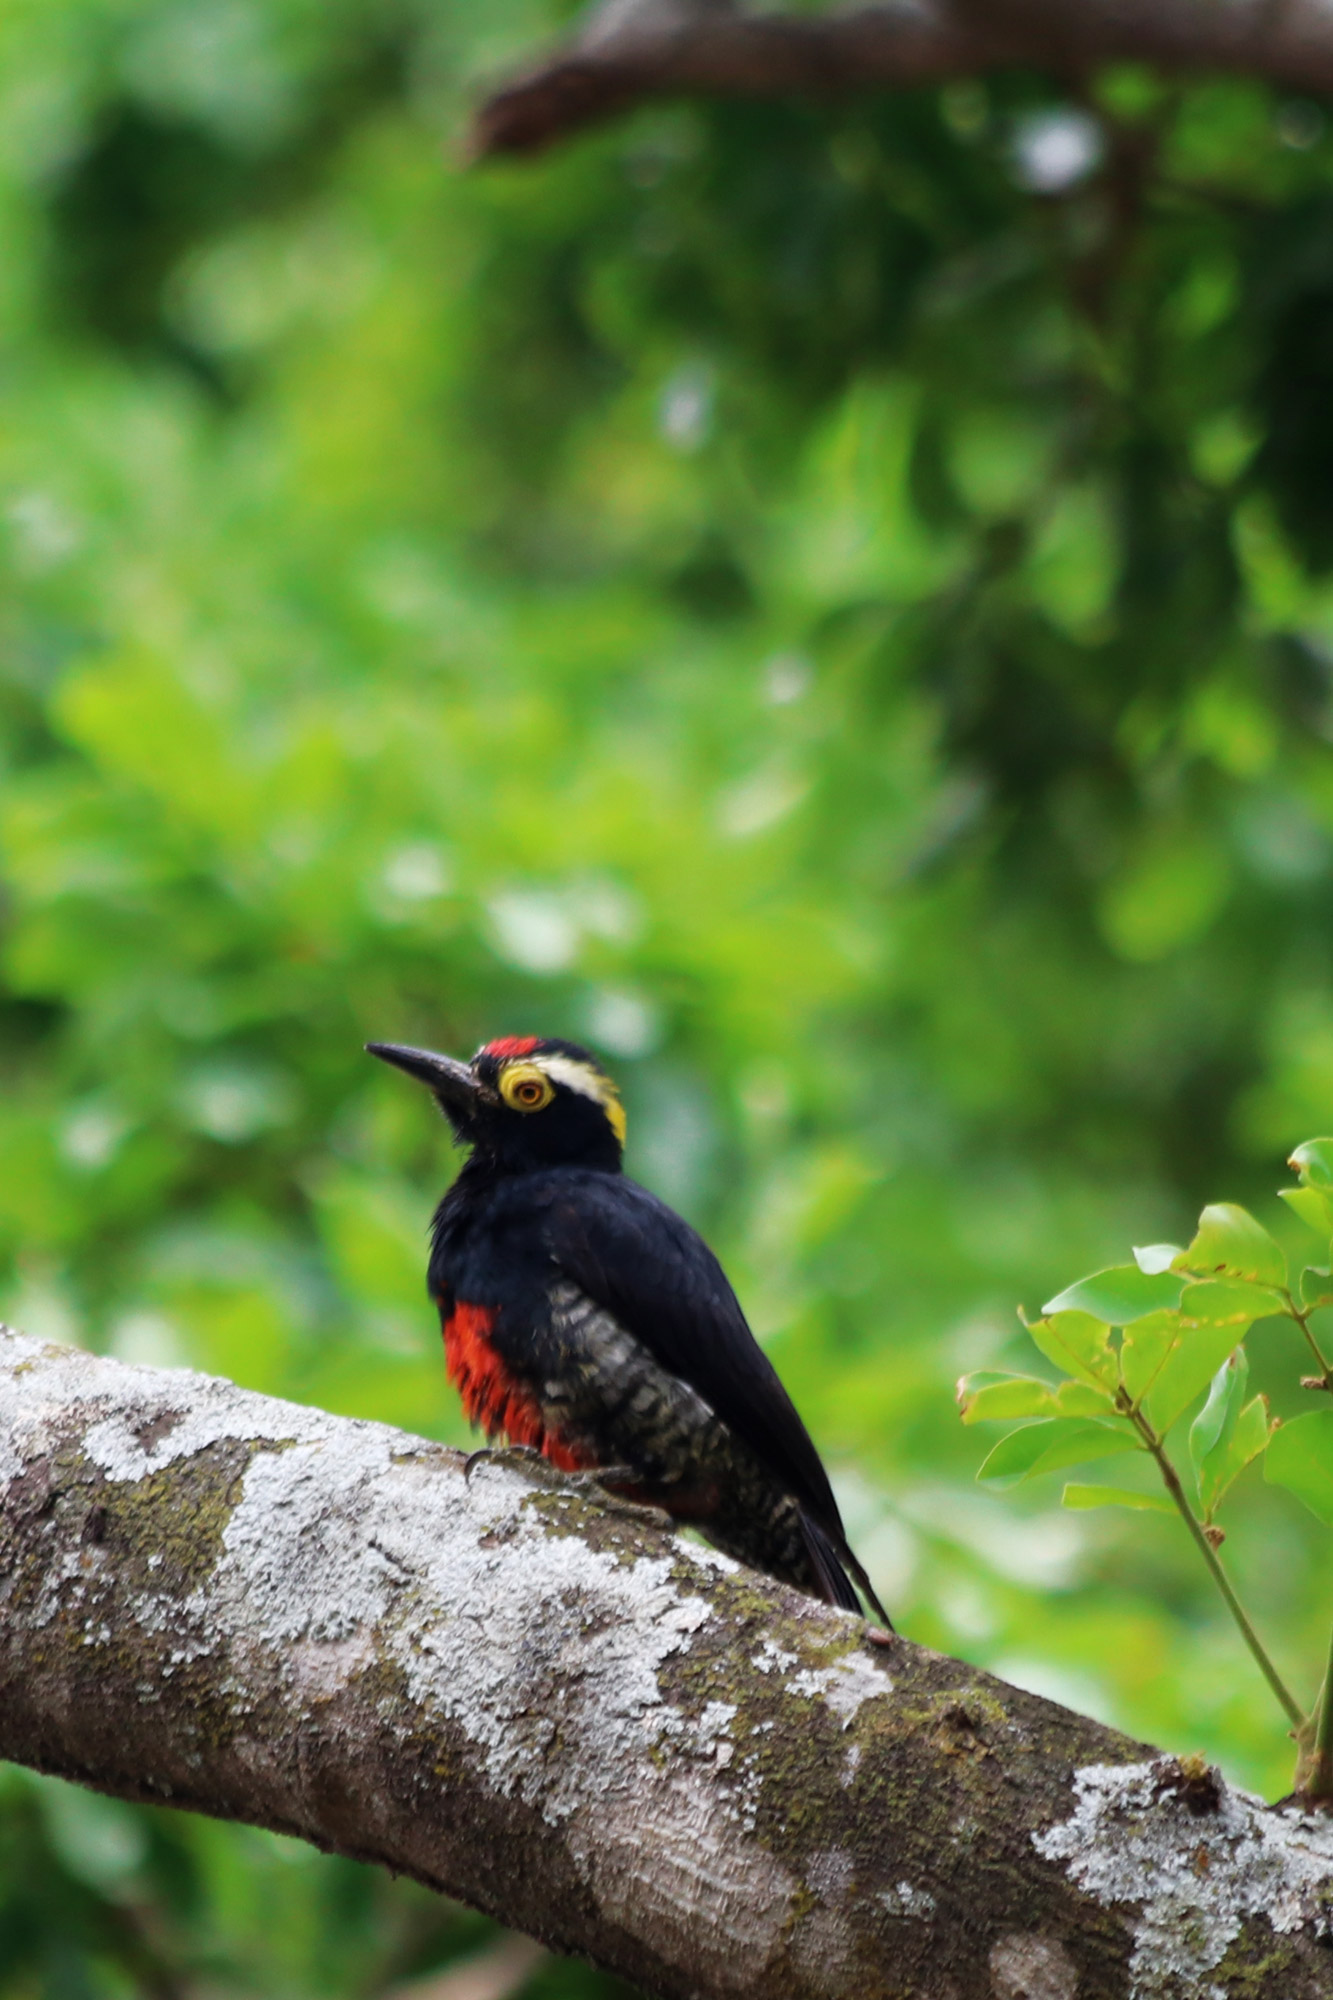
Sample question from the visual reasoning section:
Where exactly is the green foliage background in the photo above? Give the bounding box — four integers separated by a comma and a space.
3, 3, 1333, 1992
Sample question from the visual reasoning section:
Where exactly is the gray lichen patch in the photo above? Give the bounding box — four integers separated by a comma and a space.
1034, 1761, 1333, 1997
989, 1932, 1078, 2000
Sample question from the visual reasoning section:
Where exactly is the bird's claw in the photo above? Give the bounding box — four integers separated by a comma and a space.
463, 1444, 543, 1483
462, 1450, 660, 1521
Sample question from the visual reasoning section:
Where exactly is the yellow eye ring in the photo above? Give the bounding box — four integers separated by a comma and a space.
499, 1062, 555, 1113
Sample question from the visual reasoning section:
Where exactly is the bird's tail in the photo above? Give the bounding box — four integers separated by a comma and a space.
801, 1512, 894, 1631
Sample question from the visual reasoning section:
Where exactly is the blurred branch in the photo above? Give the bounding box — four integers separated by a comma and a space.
383, 1935, 548, 2000
470, 0, 1333, 156
3, 1326, 1333, 2000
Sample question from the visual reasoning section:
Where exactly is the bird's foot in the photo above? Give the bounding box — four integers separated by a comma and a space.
462, 1449, 669, 1526
463, 1444, 544, 1483
568, 1463, 636, 1492
864, 1626, 896, 1651
559, 1465, 672, 1527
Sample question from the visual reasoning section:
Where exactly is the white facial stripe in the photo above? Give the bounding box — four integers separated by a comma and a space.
532, 1054, 617, 1108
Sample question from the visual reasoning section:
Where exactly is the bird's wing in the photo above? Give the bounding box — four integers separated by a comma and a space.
529, 1169, 847, 1540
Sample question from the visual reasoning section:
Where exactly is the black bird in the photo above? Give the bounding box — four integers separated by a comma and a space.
367, 1034, 890, 1626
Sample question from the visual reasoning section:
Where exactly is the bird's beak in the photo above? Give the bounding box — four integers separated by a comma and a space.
365, 1042, 481, 1122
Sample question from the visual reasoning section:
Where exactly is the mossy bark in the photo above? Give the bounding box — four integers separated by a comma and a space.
2, 1327, 1331, 2000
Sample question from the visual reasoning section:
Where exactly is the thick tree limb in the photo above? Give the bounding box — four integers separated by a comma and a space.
471, 0, 1333, 156
2, 1327, 1332, 1999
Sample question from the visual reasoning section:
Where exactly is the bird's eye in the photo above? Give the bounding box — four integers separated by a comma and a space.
499, 1063, 555, 1113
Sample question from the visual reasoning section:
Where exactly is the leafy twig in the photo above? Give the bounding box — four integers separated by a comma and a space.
1128, 1400, 1306, 1731
1281, 1291, 1333, 1395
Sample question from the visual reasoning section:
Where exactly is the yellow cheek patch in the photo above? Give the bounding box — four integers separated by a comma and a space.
603, 1093, 628, 1147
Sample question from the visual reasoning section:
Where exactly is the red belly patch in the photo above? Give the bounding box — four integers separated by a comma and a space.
442, 1300, 589, 1473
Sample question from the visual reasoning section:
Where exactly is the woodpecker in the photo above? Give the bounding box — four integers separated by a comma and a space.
366, 1034, 890, 1626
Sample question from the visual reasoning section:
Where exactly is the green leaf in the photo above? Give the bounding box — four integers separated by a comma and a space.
1119, 1311, 1182, 1405
1178, 1277, 1284, 1325
1190, 1351, 1247, 1473
977, 1417, 1139, 1485
1301, 1266, 1333, 1311
1133, 1243, 1184, 1275
1187, 1354, 1270, 1518
1042, 1264, 1185, 1325
1143, 1323, 1246, 1438
1290, 1139, 1333, 1191
1172, 1202, 1286, 1288
1024, 1309, 1118, 1388
1277, 1185, 1333, 1239
1055, 1379, 1118, 1417
1265, 1410, 1333, 1525
1202, 1394, 1272, 1518
1061, 1483, 1175, 1514
957, 1374, 1059, 1424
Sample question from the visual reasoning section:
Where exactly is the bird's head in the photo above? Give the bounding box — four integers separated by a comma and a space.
366, 1034, 626, 1172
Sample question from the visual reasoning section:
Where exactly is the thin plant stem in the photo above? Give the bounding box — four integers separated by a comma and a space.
1130, 1410, 1306, 1732
1308, 1621, 1333, 1802
1282, 1296, 1333, 1393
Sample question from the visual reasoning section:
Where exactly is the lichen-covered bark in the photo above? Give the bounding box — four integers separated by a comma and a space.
470, 0, 1333, 157
2, 1327, 1331, 2000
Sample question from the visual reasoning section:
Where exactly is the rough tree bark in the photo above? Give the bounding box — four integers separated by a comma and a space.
2, 1325, 1331, 1999
471, 0, 1333, 157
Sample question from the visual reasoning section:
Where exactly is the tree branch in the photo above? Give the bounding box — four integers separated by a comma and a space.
470, 0, 1333, 157
2, 1325, 1332, 1999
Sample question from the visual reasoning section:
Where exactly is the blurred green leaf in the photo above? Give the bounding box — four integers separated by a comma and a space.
1265, 1410, 1333, 1524
1172, 1204, 1287, 1289
1061, 1484, 1175, 1514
